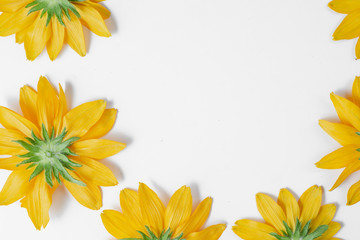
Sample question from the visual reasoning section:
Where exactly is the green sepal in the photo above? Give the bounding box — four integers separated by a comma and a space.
120, 226, 185, 240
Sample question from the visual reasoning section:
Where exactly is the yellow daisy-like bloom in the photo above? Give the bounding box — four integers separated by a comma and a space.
329, 0, 360, 59
0, 0, 111, 60
233, 186, 341, 240
101, 183, 226, 240
317, 76, 360, 205
0, 76, 125, 230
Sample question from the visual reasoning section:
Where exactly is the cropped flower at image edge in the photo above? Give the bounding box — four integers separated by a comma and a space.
0, 0, 111, 60
0, 76, 125, 230
101, 183, 226, 240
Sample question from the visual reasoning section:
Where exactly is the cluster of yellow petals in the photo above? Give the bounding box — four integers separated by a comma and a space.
101, 183, 226, 240
0, 0, 111, 60
233, 186, 341, 240
329, 0, 360, 58
0, 76, 125, 229
318, 76, 360, 205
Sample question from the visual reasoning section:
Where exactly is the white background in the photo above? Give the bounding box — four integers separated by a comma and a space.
0, 0, 358, 239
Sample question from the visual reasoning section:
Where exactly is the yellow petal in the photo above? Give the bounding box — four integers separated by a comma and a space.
36, 76, 59, 131
330, 160, 360, 191
0, 106, 39, 137
316, 145, 360, 169
63, 12, 86, 57
277, 189, 299, 230
138, 183, 165, 236
63, 100, 106, 139
317, 222, 341, 240
81, 109, 117, 140
352, 76, 360, 106
70, 139, 125, 159
333, 11, 360, 40
347, 179, 360, 205
83, 1, 111, 19
174, 197, 212, 237
75, 3, 111, 37
120, 189, 145, 233
319, 120, 359, 146
165, 186, 192, 231
53, 83, 67, 135
20, 174, 57, 230
233, 219, 276, 240
298, 185, 322, 225
0, 128, 27, 155
331, 92, 360, 130
20, 85, 38, 125
256, 193, 286, 233
0, 156, 22, 170
0, 7, 36, 36
329, 0, 360, 14
46, 17, 65, 61
24, 14, 51, 61
186, 224, 226, 240
0, 0, 31, 12
356, 37, 360, 59
15, 27, 28, 44
0, 167, 31, 205
63, 173, 102, 210
70, 156, 118, 186
101, 210, 139, 238
310, 204, 337, 230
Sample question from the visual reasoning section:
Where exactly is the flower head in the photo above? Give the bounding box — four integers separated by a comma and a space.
101, 183, 226, 240
232, 186, 341, 240
317, 76, 360, 205
0, 0, 111, 60
0, 76, 125, 229
329, 0, 360, 58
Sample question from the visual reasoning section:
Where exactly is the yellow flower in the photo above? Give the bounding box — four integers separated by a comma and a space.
233, 186, 341, 240
328, 0, 360, 58
0, 76, 125, 230
101, 183, 226, 240
317, 76, 360, 205
0, 0, 111, 60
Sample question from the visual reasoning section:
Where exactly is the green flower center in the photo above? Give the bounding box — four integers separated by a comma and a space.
26, 0, 85, 26
15, 124, 85, 187
270, 219, 328, 240
121, 226, 185, 240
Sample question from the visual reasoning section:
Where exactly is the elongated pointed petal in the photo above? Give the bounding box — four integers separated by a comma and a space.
299, 185, 322, 225
24, 14, 51, 61
20, 85, 38, 125
63, 12, 86, 57
20, 174, 57, 230
0, 156, 23, 170
347, 180, 360, 205
256, 193, 286, 233
277, 189, 299, 230
70, 139, 125, 159
330, 160, 360, 191
81, 109, 117, 140
138, 183, 165, 236
47, 17, 65, 61
333, 11, 360, 40
329, 0, 360, 14
0, 0, 31, 12
120, 189, 146, 233
63, 173, 102, 210
101, 210, 140, 239
317, 222, 341, 240
63, 100, 106, 139
319, 120, 359, 146
165, 186, 192, 231
0, 128, 27, 155
174, 197, 212, 237
352, 76, 360, 106
311, 204, 337, 230
316, 145, 360, 169
186, 224, 226, 240
76, 3, 110, 37
0, 106, 39, 137
0, 7, 36, 36
0, 167, 31, 205
82, 1, 110, 19
70, 156, 117, 186
233, 220, 277, 240
330, 93, 360, 130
